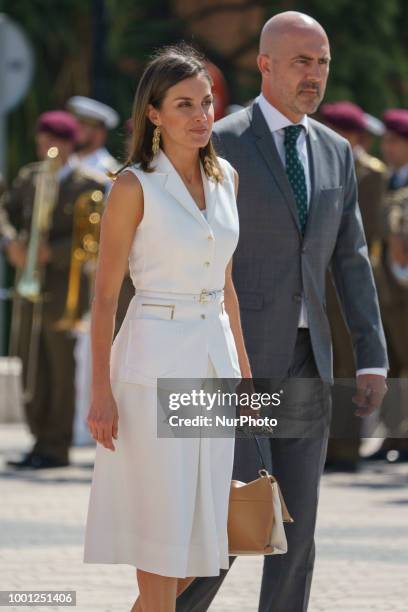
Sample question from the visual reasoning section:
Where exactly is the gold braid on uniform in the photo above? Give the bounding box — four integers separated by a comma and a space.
386, 186, 408, 234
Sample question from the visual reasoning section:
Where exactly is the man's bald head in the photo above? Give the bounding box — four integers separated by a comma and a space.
257, 11, 331, 121
259, 11, 328, 55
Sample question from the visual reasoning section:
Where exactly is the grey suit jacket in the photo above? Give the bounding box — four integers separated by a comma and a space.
213, 101, 388, 382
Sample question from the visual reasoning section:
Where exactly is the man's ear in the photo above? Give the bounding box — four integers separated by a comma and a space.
146, 104, 160, 126
257, 54, 271, 75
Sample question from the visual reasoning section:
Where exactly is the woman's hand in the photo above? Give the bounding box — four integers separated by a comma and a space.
87, 390, 119, 451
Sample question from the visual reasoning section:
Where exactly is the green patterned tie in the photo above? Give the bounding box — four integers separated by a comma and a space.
283, 125, 308, 234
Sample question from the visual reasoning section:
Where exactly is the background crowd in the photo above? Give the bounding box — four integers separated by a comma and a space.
0, 1, 407, 472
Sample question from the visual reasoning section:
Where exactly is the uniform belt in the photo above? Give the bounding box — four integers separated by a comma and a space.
134, 289, 224, 304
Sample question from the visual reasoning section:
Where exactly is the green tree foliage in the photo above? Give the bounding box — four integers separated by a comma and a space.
1, 0, 407, 180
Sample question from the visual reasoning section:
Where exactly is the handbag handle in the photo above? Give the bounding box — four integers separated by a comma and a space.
241, 425, 268, 471
253, 435, 268, 471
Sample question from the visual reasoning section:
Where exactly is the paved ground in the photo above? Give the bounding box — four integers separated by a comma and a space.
1, 424, 407, 611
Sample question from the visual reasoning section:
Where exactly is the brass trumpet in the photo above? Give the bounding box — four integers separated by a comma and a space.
9, 147, 61, 403
15, 147, 60, 301
54, 188, 104, 330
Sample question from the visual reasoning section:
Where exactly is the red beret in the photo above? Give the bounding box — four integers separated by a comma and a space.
383, 109, 408, 139
36, 111, 79, 141
319, 101, 367, 132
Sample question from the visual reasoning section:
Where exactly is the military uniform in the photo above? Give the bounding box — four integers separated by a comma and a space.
366, 108, 408, 460
374, 181, 408, 369
319, 102, 388, 469
326, 149, 387, 465
372, 179, 408, 455
65, 97, 133, 446
0, 160, 106, 464
66, 95, 133, 333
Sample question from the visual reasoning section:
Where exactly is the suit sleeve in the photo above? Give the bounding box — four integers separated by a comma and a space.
330, 142, 388, 371
211, 130, 228, 159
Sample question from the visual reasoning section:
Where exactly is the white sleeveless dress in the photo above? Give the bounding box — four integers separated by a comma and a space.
83, 150, 241, 578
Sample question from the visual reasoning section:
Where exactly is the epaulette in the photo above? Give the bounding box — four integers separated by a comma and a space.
359, 151, 387, 174
75, 165, 110, 186
100, 154, 120, 174
17, 161, 42, 180
386, 185, 408, 208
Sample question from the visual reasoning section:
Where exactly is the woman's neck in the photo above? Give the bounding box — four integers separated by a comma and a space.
162, 144, 201, 184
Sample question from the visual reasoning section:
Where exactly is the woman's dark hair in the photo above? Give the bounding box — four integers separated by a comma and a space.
118, 43, 223, 182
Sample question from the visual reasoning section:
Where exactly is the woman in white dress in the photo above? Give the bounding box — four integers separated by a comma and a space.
84, 44, 252, 611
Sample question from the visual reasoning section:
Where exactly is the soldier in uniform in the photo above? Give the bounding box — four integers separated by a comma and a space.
318, 102, 388, 470
66, 96, 133, 333
370, 109, 408, 462
361, 112, 386, 155
1, 111, 106, 469
65, 98, 133, 446
66, 95, 119, 176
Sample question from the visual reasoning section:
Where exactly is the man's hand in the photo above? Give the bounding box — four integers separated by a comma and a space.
6, 240, 27, 269
353, 374, 387, 417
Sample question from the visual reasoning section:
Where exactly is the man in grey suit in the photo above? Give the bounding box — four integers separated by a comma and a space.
176, 11, 388, 612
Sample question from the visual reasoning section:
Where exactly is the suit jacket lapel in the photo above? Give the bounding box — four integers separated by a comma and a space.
250, 102, 301, 235
304, 122, 319, 240
153, 149, 214, 230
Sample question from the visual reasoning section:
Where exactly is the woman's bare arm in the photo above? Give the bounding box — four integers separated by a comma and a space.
87, 170, 143, 450
223, 168, 252, 378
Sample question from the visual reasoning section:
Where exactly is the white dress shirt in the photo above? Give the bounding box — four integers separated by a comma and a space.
57, 155, 79, 182
257, 94, 310, 327
257, 94, 386, 378
80, 147, 119, 174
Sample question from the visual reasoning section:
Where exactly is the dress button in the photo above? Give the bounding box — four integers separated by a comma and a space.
204, 261, 210, 267
207, 235, 213, 240
293, 293, 302, 302
201, 314, 206, 319
301, 246, 307, 253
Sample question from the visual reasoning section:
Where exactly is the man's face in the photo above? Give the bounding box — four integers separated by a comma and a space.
258, 29, 330, 120
74, 120, 106, 153
381, 131, 408, 169
35, 133, 73, 162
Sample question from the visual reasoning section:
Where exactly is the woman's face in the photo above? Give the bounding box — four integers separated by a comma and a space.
148, 73, 214, 151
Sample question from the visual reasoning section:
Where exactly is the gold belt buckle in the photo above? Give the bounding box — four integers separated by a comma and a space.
199, 289, 210, 304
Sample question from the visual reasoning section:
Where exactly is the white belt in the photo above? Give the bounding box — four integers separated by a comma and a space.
134, 288, 224, 304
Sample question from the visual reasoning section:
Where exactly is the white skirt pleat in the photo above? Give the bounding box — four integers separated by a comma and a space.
83, 359, 235, 578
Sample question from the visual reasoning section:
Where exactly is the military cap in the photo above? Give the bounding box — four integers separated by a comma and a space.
36, 110, 79, 141
364, 113, 385, 136
67, 96, 119, 129
383, 109, 408, 139
319, 101, 367, 132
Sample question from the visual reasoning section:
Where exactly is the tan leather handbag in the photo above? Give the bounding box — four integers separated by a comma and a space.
227, 437, 294, 556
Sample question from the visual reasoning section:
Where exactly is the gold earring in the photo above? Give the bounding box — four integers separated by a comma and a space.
152, 126, 161, 155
